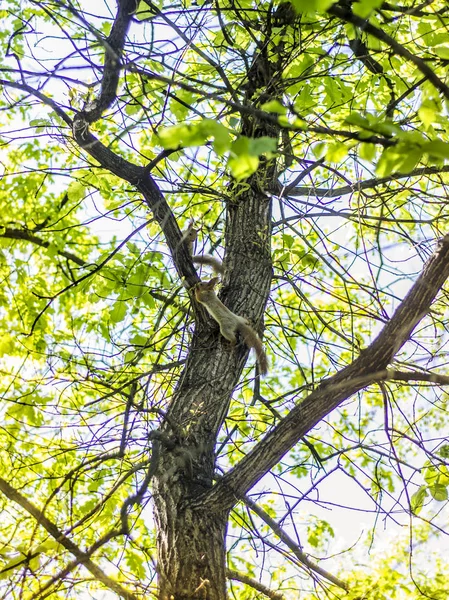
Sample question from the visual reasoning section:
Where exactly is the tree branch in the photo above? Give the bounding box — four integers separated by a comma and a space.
56, 0, 137, 123
72, 114, 198, 287
1, 227, 85, 266
0, 478, 138, 600
0, 78, 72, 126
227, 568, 286, 599
0, 77, 197, 288
2, 226, 188, 312
142, 0, 237, 101
384, 368, 449, 386
285, 165, 449, 198
328, 3, 449, 100
380, 1, 444, 18
204, 233, 449, 510
79, 0, 137, 123
127, 66, 395, 148
241, 495, 348, 590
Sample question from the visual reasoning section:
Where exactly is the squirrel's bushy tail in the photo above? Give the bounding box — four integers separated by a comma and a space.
238, 322, 268, 376
193, 254, 224, 275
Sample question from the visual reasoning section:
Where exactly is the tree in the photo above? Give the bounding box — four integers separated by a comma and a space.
1, 0, 449, 598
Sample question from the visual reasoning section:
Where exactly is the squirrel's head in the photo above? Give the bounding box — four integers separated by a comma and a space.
194, 277, 220, 300
183, 220, 199, 243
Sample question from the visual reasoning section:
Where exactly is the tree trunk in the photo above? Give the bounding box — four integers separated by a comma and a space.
154, 484, 228, 600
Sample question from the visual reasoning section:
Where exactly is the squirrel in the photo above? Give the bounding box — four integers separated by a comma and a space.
195, 277, 268, 375
182, 221, 224, 275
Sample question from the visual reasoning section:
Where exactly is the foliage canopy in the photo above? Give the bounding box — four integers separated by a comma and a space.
1, 0, 449, 598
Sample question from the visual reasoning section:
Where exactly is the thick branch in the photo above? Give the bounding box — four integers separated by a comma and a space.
204, 233, 449, 510
0, 478, 137, 600
72, 115, 198, 287
82, 0, 137, 123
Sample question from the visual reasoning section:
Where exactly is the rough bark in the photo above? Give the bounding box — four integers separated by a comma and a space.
152, 173, 273, 597
154, 498, 228, 600
151, 19, 280, 599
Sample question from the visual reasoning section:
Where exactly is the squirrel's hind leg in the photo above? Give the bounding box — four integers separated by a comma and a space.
219, 324, 237, 344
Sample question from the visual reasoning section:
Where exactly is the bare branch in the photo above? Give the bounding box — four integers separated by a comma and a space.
241, 495, 348, 590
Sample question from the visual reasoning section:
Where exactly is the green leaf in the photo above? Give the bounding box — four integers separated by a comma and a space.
428, 484, 448, 502
158, 122, 207, 150
207, 120, 232, 155
307, 518, 335, 549
312, 142, 326, 159
423, 463, 449, 486
352, 0, 383, 18
260, 99, 287, 115
376, 144, 422, 176
359, 143, 376, 161
67, 181, 86, 203
45, 243, 58, 259
326, 141, 349, 162
249, 136, 277, 156
170, 90, 195, 120
290, 0, 333, 14
439, 445, 449, 459
282, 234, 295, 249
29, 119, 51, 131
418, 100, 439, 127
228, 153, 259, 180
135, 0, 158, 20
283, 55, 314, 79
110, 300, 128, 323
398, 148, 422, 173
410, 485, 428, 515
124, 102, 142, 116
29, 555, 41, 571
125, 551, 147, 579
130, 333, 148, 346
157, 119, 231, 154
345, 113, 371, 128
227, 136, 277, 180
422, 140, 449, 160
433, 45, 449, 60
